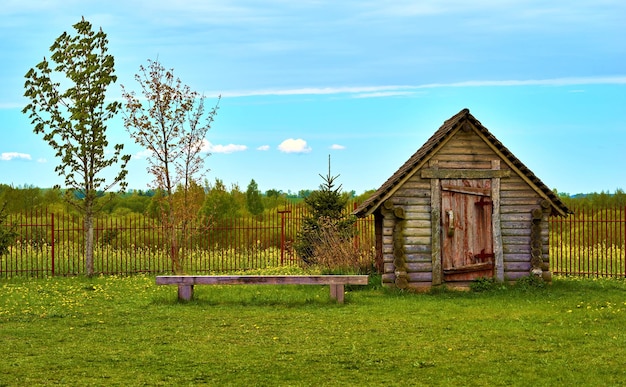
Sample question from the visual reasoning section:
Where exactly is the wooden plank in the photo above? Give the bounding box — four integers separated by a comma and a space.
503, 253, 533, 262
443, 262, 494, 275
441, 184, 491, 196
438, 161, 493, 169
406, 262, 433, 272
492, 159, 504, 282
156, 275, 369, 286
501, 228, 531, 237
430, 163, 442, 286
502, 236, 531, 245
404, 244, 431, 254
421, 169, 511, 179
407, 272, 433, 282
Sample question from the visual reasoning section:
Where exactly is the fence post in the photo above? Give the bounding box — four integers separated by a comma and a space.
50, 212, 55, 276
278, 210, 291, 265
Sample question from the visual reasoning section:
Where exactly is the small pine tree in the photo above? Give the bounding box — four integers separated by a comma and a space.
295, 157, 356, 265
246, 179, 264, 216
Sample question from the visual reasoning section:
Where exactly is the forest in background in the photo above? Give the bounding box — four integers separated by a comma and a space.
0, 183, 624, 218
0, 180, 372, 219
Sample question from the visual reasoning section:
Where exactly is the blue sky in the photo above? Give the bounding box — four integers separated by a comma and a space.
1, 1, 625, 195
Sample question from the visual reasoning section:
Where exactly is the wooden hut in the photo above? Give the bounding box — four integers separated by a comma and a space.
353, 108, 571, 290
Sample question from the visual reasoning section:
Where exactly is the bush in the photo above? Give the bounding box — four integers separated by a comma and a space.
513, 274, 546, 290
308, 217, 375, 275
0, 203, 17, 256
470, 277, 497, 292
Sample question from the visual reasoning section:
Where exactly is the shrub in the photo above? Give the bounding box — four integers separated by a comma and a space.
0, 203, 17, 256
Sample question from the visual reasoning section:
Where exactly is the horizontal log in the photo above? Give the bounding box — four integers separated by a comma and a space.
501, 222, 533, 230
388, 196, 430, 206
504, 262, 531, 271
404, 244, 431, 254
501, 205, 543, 214
404, 236, 432, 245
502, 236, 531, 245
398, 181, 431, 190
503, 253, 532, 262
501, 228, 531, 237
503, 245, 531, 254
394, 189, 430, 199
407, 272, 433, 282
402, 227, 431, 237
156, 275, 369, 286
500, 213, 532, 222
406, 262, 432, 272
504, 271, 534, 281
421, 169, 511, 179
437, 161, 494, 170
500, 197, 543, 206
436, 146, 494, 156
402, 219, 432, 228
382, 274, 395, 283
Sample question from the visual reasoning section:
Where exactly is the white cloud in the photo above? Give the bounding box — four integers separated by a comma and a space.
202, 140, 247, 154
37, 158, 47, 163
1, 152, 32, 161
133, 149, 153, 160
278, 138, 311, 154
213, 76, 626, 99
330, 144, 346, 150
257, 145, 270, 151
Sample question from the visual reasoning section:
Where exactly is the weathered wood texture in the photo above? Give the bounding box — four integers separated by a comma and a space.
156, 275, 369, 303
441, 178, 494, 282
378, 127, 553, 289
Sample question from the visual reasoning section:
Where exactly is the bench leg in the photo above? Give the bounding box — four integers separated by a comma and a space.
329, 284, 345, 303
178, 285, 194, 301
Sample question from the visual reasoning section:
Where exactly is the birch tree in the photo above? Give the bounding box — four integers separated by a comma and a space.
121, 59, 219, 273
23, 17, 129, 276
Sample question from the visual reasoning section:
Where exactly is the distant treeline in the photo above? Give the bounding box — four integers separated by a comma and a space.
556, 188, 626, 211
0, 181, 370, 218
1, 183, 623, 216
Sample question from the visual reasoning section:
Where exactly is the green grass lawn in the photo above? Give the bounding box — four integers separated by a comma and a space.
1, 275, 626, 386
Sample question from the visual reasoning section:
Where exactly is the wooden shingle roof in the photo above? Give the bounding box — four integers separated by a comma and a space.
353, 108, 571, 218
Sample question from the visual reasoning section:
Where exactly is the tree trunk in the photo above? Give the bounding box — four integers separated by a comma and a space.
169, 224, 183, 274
84, 213, 94, 277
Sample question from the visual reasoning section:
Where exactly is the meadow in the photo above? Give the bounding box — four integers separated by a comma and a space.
2, 274, 626, 386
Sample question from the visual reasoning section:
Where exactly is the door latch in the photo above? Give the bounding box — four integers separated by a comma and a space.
446, 210, 454, 237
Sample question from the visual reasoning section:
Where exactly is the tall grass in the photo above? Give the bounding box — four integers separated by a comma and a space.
0, 242, 290, 277
550, 241, 625, 277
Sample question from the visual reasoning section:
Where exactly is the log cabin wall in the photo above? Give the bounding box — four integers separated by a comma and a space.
380, 124, 551, 289
354, 108, 570, 290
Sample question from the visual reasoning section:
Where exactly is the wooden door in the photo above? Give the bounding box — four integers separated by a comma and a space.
441, 179, 494, 282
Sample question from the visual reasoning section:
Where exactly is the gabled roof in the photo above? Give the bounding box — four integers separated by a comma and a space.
353, 108, 571, 218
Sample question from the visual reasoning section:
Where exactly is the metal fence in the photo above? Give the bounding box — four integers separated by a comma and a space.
0, 202, 376, 278
550, 206, 626, 278
3, 204, 625, 279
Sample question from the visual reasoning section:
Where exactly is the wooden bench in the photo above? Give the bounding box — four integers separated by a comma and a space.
156, 275, 369, 303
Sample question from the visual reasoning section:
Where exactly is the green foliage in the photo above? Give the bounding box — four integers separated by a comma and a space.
469, 277, 498, 292
201, 178, 241, 225
513, 274, 546, 290
295, 157, 356, 265
22, 17, 130, 276
22, 17, 130, 200
557, 188, 626, 210
0, 203, 17, 256
245, 179, 264, 216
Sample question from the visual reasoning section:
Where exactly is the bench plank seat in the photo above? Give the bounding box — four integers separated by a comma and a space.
156, 275, 369, 303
